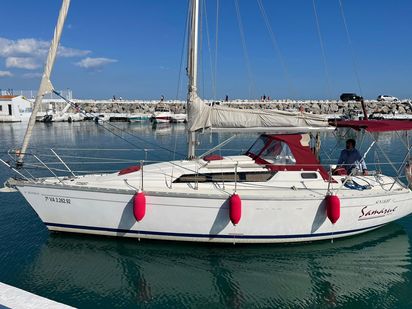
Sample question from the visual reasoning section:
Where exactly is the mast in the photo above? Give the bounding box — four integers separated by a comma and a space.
187, 0, 200, 159
17, 0, 71, 165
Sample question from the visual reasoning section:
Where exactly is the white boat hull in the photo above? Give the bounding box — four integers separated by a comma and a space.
128, 116, 149, 122
152, 111, 173, 123
16, 183, 412, 243
154, 117, 171, 123
171, 113, 187, 123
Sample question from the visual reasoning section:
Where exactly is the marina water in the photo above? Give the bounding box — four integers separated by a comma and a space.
1, 122, 412, 308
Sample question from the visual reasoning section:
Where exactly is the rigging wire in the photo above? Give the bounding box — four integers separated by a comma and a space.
256, 0, 297, 99
186, 0, 193, 82
176, 0, 190, 100
28, 153, 142, 162
338, 0, 363, 95
312, 0, 333, 98
234, 0, 256, 99
199, 0, 205, 98
214, 0, 220, 100
52, 90, 186, 159
27, 92, 234, 183
3, 147, 244, 153
203, 0, 217, 99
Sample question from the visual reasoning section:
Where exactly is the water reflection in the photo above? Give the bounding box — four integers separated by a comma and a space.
22, 224, 410, 308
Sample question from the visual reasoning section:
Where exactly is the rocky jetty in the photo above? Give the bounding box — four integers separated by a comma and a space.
68, 99, 412, 116
78, 102, 186, 114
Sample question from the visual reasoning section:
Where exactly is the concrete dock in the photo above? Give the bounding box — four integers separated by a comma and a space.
0, 282, 74, 309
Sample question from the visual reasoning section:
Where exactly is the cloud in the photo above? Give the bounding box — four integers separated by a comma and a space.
6, 57, 40, 70
22, 72, 42, 79
75, 57, 118, 70
0, 37, 115, 76
0, 37, 90, 58
0, 37, 91, 72
0, 38, 48, 58
58, 46, 91, 57
0, 70, 13, 77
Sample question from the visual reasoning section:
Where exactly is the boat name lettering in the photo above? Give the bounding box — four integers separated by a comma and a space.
44, 196, 71, 204
359, 206, 397, 220
376, 199, 391, 204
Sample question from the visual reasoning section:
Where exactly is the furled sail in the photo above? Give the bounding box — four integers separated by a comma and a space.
18, 0, 71, 163
187, 101, 330, 132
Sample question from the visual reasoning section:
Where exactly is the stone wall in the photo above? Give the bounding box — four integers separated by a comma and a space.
65, 100, 412, 115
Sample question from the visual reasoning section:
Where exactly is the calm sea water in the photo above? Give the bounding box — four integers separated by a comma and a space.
1, 122, 412, 308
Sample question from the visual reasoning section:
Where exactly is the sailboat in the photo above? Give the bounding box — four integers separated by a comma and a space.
3, 0, 412, 243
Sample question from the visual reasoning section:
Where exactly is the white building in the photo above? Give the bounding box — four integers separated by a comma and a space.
0, 95, 33, 122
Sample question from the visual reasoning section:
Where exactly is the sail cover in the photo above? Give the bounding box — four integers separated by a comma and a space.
188, 101, 330, 132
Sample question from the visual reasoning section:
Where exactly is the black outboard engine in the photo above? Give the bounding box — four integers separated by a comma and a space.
42, 115, 53, 123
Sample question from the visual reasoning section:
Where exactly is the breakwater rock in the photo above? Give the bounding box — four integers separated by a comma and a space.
66, 99, 412, 115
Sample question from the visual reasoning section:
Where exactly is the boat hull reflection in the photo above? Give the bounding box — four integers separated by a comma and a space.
22, 224, 411, 308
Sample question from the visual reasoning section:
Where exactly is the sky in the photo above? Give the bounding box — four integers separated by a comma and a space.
0, 0, 411, 100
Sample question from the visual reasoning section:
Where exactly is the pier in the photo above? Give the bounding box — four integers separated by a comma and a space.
0, 282, 74, 308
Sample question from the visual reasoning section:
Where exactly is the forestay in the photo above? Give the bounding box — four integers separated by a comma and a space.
19, 0, 71, 162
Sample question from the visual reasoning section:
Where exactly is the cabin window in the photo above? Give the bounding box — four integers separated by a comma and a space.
247, 136, 268, 157
173, 171, 277, 183
261, 141, 296, 165
301, 172, 318, 179
0, 105, 2, 111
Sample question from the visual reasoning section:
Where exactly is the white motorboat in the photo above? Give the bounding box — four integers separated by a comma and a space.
2, 0, 412, 244
151, 105, 173, 123
128, 113, 150, 122
40, 102, 84, 122
171, 113, 187, 123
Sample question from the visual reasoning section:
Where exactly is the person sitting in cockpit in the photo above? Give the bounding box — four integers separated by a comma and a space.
337, 139, 368, 175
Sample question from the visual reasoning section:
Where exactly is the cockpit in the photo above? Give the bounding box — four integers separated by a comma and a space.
245, 133, 329, 180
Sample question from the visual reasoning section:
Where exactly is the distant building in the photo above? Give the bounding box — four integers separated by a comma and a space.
0, 95, 33, 122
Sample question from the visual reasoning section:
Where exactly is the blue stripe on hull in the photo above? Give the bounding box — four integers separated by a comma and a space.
44, 222, 385, 240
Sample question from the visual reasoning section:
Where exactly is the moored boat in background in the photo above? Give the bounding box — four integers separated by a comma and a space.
151, 104, 173, 123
